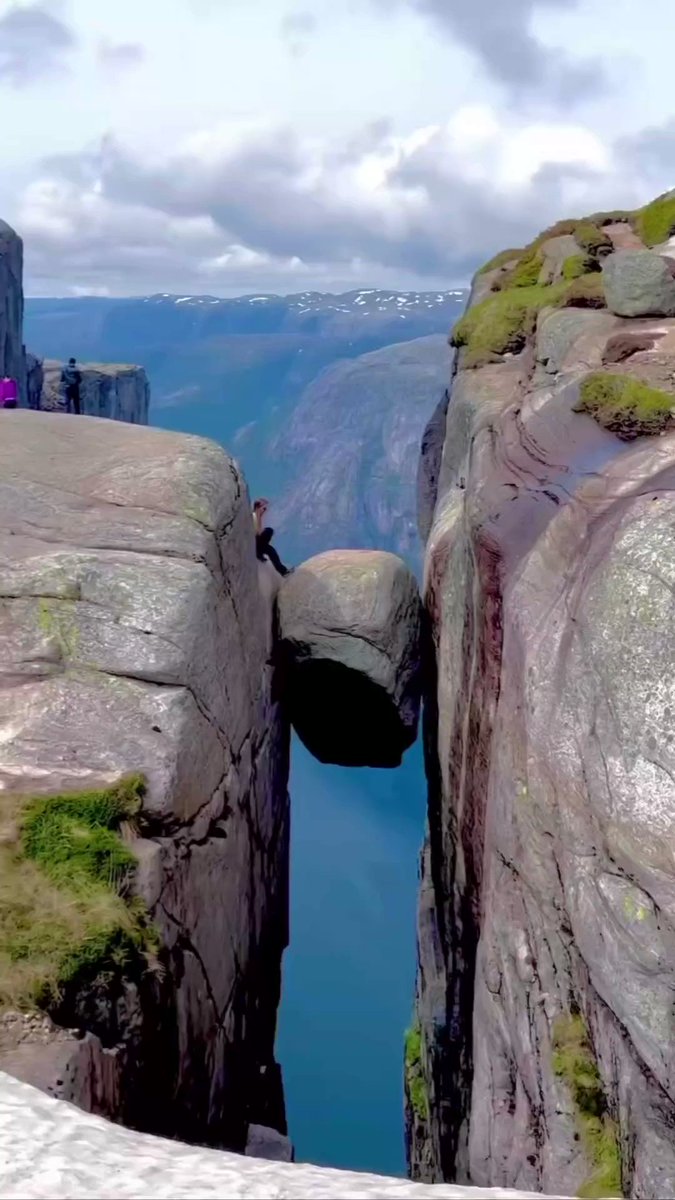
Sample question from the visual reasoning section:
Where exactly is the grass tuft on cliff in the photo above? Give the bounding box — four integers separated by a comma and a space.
405, 1022, 429, 1122
634, 192, 675, 247
476, 248, 524, 276
562, 254, 599, 281
0, 776, 158, 1011
552, 1014, 621, 1199
574, 373, 675, 440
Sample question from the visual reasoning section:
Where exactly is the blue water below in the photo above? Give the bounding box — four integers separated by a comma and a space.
277, 737, 425, 1176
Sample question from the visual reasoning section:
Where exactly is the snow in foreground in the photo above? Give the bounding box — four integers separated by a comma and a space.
0, 1071, 571, 1199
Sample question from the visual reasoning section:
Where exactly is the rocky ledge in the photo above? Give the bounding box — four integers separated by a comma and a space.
411, 191, 675, 1199
277, 549, 422, 767
39, 359, 150, 423
0, 411, 289, 1152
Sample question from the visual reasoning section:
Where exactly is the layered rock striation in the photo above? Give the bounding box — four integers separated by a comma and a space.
411, 196, 675, 1199
0, 412, 290, 1151
277, 549, 422, 767
39, 359, 149, 423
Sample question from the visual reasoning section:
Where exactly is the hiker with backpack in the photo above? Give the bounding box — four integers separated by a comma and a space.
0, 376, 18, 409
61, 357, 82, 415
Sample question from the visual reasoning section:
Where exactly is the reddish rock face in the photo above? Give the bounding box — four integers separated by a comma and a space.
411, 260, 675, 1198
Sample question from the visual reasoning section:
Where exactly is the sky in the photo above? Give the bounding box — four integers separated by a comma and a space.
3, 0, 675, 297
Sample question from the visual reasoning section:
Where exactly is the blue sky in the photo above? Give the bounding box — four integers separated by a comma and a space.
3, 0, 675, 295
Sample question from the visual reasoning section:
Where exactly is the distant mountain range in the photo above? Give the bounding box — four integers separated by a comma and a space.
24, 288, 467, 570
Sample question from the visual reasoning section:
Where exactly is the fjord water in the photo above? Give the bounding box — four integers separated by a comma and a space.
278, 739, 424, 1176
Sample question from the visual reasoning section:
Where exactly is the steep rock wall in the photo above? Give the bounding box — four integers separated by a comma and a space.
0, 221, 25, 398
411, 209, 675, 1199
0, 412, 289, 1151
39, 359, 149, 423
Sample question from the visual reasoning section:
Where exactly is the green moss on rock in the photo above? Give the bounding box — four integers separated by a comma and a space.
476, 248, 524, 275
574, 372, 675, 439
552, 1014, 622, 1199
499, 250, 544, 290
634, 192, 675, 247
405, 1022, 429, 1122
0, 776, 158, 1010
558, 273, 606, 309
562, 254, 594, 281
451, 282, 568, 366
574, 222, 613, 257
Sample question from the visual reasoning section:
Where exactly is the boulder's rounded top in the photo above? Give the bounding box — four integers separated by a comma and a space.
277, 547, 422, 769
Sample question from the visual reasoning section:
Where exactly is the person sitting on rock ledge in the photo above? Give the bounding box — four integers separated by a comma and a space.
252, 498, 291, 578
0, 375, 18, 409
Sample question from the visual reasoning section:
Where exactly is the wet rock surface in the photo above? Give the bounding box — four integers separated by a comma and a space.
277, 549, 422, 768
412, 217, 675, 1198
0, 411, 290, 1151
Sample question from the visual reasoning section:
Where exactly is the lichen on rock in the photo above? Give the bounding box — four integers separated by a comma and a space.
552, 1015, 621, 1200
573, 372, 675, 439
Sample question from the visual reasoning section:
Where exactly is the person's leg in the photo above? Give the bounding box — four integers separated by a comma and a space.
73, 388, 81, 416
256, 527, 273, 562
264, 541, 290, 577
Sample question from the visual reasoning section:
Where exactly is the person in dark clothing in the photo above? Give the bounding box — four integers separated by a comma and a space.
252, 498, 291, 577
61, 357, 82, 415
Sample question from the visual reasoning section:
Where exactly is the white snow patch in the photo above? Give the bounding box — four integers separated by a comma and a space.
0, 1072, 571, 1200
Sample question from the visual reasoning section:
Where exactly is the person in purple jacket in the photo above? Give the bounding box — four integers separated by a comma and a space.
0, 376, 18, 409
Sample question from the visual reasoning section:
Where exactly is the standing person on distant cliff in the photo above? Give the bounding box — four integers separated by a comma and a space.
252, 498, 291, 578
0, 375, 18, 409
61, 357, 82, 415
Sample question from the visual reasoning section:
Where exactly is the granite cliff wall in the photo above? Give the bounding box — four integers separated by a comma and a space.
410, 195, 675, 1199
0, 221, 26, 400
0, 411, 290, 1152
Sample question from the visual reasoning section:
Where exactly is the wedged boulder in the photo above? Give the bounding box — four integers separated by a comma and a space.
277, 550, 422, 768
602, 248, 675, 317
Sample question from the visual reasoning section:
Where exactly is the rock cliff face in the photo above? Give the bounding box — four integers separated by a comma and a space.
0, 221, 25, 399
411, 198, 675, 1199
39, 359, 149, 423
0, 412, 289, 1152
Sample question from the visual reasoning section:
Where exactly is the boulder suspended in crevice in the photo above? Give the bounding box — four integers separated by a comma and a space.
277, 550, 422, 768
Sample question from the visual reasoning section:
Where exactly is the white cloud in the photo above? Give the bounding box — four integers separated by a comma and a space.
3, 0, 675, 294
14, 102, 664, 296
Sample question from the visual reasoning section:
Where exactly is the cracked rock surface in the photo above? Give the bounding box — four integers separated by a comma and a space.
412, 225, 675, 1198
0, 411, 290, 1151
277, 549, 422, 767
